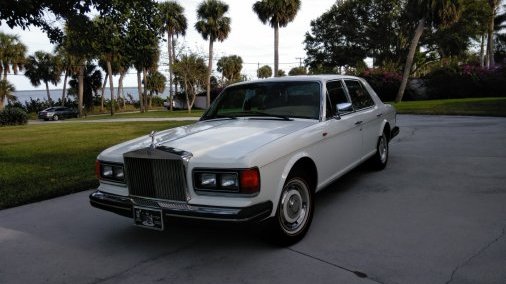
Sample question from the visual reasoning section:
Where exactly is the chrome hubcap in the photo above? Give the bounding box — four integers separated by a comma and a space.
379, 135, 388, 163
279, 178, 310, 235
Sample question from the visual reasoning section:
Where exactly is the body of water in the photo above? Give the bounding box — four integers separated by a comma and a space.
14, 87, 173, 104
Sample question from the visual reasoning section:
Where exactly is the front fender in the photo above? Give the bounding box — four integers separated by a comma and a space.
262, 151, 312, 217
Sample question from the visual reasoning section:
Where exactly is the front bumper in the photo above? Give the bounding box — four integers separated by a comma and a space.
89, 190, 273, 222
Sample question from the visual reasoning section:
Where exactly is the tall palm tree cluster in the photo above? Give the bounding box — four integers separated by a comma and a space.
4, 0, 501, 112
1, 0, 304, 113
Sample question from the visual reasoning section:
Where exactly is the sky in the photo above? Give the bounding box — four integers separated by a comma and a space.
1, 0, 338, 91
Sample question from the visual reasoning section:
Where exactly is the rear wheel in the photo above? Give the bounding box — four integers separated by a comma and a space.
370, 132, 388, 170
269, 173, 314, 245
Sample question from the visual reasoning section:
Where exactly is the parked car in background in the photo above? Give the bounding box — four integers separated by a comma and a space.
38, 107, 78, 121
90, 75, 399, 244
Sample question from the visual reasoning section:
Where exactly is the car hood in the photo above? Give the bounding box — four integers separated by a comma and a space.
98, 118, 316, 166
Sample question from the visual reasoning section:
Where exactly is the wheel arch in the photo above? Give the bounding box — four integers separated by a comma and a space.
379, 120, 391, 141
268, 154, 318, 217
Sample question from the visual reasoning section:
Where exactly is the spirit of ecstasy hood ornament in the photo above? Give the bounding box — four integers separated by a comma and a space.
149, 130, 157, 150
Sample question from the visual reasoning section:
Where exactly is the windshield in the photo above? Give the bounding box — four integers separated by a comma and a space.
202, 81, 321, 120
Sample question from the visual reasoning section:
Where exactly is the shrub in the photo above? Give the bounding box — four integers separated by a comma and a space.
424, 64, 506, 99
0, 107, 28, 126
359, 69, 411, 101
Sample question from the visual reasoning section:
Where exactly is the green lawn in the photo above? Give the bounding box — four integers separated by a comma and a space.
84, 109, 205, 119
0, 121, 193, 209
392, 97, 506, 117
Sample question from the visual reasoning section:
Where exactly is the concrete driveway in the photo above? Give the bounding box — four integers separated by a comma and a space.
1, 115, 505, 284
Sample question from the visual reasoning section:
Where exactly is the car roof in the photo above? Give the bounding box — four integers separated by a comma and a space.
229, 75, 362, 87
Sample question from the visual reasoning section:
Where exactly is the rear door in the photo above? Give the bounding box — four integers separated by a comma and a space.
343, 79, 381, 159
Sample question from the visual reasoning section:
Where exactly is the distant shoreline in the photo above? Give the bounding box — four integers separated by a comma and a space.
14, 87, 172, 104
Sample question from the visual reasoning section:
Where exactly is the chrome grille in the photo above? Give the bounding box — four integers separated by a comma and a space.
124, 148, 187, 202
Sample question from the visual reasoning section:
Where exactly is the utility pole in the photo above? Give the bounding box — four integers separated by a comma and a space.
295, 57, 304, 67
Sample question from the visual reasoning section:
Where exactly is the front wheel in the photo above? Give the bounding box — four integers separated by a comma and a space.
52, 115, 59, 121
370, 132, 388, 170
269, 174, 314, 245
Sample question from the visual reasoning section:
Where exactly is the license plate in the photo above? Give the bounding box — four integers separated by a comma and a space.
133, 207, 164, 231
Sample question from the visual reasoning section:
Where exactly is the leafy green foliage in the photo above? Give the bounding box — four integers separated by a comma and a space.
24, 51, 61, 96
288, 67, 307, 76
173, 53, 207, 112
217, 55, 243, 82
257, 65, 272, 78
0, 0, 115, 43
0, 79, 16, 109
305, 0, 406, 73
195, 0, 231, 42
359, 69, 404, 102
0, 107, 28, 126
252, 0, 301, 28
424, 64, 506, 99
68, 63, 102, 111
0, 32, 27, 80
146, 71, 167, 95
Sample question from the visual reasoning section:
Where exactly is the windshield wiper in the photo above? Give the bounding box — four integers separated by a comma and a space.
243, 111, 292, 121
201, 114, 238, 121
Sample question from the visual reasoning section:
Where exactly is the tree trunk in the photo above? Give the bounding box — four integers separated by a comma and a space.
118, 72, 125, 110
78, 65, 84, 117
61, 70, 68, 106
274, 23, 279, 77
207, 39, 214, 108
184, 77, 191, 113
45, 81, 52, 103
168, 30, 174, 111
396, 18, 425, 103
137, 70, 144, 113
100, 74, 107, 112
480, 34, 486, 68
142, 68, 148, 111
172, 35, 179, 96
107, 60, 115, 116
487, 1, 496, 69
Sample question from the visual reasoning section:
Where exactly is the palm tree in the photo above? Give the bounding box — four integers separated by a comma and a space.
159, 1, 187, 111
0, 32, 27, 80
54, 45, 80, 106
173, 53, 207, 113
68, 63, 102, 112
216, 55, 243, 83
395, 0, 462, 103
24, 51, 61, 102
253, 0, 301, 77
195, 0, 231, 107
257, 65, 272, 78
0, 79, 16, 110
146, 71, 167, 108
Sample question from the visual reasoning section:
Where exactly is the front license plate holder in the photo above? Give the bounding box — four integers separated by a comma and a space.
133, 206, 164, 231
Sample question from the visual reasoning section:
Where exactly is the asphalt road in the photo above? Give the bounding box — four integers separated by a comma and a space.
1, 115, 505, 284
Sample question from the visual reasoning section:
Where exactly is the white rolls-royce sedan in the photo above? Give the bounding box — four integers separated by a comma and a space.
90, 75, 399, 244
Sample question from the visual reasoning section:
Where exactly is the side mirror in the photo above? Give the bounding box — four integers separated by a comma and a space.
337, 102, 353, 113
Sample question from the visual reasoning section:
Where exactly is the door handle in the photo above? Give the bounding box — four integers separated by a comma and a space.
376, 113, 383, 117
355, 121, 363, 125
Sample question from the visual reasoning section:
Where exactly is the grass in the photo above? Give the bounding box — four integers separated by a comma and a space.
0, 121, 193, 209
392, 97, 506, 117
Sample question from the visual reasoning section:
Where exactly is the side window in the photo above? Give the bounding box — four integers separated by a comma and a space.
326, 80, 350, 118
344, 80, 374, 110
